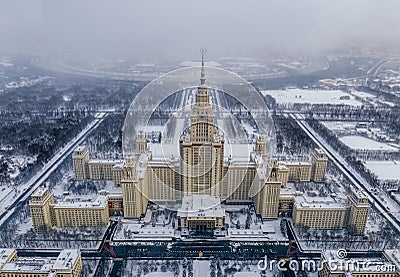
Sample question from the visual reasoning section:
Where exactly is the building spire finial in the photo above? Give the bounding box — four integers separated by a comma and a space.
200, 48, 207, 85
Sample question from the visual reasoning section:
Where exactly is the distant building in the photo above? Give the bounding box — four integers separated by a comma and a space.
0, 248, 82, 277
311, 148, 328, 182
72, 146, 124, 185
72, 146, 89, 180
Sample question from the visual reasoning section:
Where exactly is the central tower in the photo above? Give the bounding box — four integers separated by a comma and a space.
190, 50, 216, 142
180, 51, 224, 197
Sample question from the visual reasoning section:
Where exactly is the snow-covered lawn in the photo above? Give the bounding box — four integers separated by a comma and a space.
364, 160, 400, 180
339, 135, 398, 151
262, 89, 362, 106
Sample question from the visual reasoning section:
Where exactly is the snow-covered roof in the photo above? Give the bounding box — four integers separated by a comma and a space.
314, 148, 326, 155
260, 225, 275, 234
0, 249, 80, 274
178, 195, 225, 218
1, 258, 53, 273
74, 146, 86, 152
353, 190, 368, 199
112, 162, 124, 169
52, 249, 80, 271
284, 161, 312, 166
294, 195, 347, 210
54, 195, 107, 209
88, 159, 122, 165
31, 187, 48, 198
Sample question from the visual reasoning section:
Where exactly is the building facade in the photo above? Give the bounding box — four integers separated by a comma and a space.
42, 56, 370, 235
292, 190, 370, 234
311, 148, 328, 182
346, 190, 370, 234
52, 195, 109, 228
72, 146, 89, 180
30, 188, 113, 230
29, 187, 54, 232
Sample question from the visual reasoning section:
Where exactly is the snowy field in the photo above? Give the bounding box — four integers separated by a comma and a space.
262, 88, 362, 106
364, 160, 400, 180
351, 90, 376, 100
339, 135, 399, 151
321, 121, 358, 132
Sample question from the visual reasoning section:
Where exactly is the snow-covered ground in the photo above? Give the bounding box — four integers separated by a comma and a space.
321, 121, 358, 133
262, 89, 362, 106
364, 160, 400, 180
339, 135, 398, 151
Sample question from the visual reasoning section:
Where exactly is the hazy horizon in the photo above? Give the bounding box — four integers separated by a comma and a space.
1, 0, 400, 60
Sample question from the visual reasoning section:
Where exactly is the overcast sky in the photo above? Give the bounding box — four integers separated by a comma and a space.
1, 0, 400, 60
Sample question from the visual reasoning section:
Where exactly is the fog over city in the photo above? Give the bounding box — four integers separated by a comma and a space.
1, 0, 400, 60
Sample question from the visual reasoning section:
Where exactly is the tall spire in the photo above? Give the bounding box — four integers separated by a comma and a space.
200, 48, 207, 85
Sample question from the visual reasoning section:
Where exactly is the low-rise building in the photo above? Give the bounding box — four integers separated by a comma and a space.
0, 249, 82, 277
292, 190, 370, 233
178, 195, 225, 232
29, 187, 119, 230
293, 195, 348, 229
52, 195, 109, 228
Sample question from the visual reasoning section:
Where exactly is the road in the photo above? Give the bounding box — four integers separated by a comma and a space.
366, 58, 390, 76
0, 112, 109, 227
290, 113, 400, 234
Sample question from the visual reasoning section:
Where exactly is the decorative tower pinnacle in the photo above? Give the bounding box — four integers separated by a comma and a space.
200, 48, 207, 86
